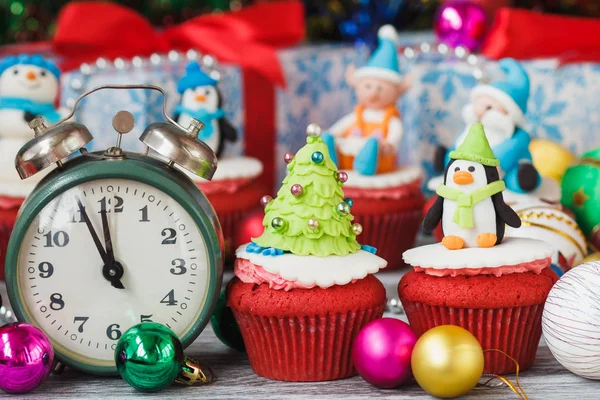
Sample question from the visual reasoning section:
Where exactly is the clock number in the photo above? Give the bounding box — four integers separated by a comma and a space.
43, 231, 70, 248
161, 228, 177, 244
160, 290, 178, 306
49, 293, 65, 311
74, 316, 89, 333
69, 207, 85, 223
106, 324, 122, 340
38, 262, 54, 278
140, 314, 153, 323
170, 258, 187, 275
98, 196, 124, 214
139, 205, 150, 222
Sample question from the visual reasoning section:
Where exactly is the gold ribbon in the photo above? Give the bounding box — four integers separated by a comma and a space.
480, 349, 528, 400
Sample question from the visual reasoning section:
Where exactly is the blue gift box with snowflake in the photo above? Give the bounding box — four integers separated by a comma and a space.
60, 55, 244, 158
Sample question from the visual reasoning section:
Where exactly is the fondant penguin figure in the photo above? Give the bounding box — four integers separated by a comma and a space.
174, 62, 237, 158
0, 54, 63, 138
424, 123, 521, 250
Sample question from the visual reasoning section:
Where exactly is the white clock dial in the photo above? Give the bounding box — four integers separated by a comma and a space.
16, 179, 210, 367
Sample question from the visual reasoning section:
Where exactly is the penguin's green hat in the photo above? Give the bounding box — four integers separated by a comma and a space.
449, 123, 499, 167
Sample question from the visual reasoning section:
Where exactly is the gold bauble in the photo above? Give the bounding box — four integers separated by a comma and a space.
411, 325, 484, 399
582, 252, 600, 264
530, 139, 575, 183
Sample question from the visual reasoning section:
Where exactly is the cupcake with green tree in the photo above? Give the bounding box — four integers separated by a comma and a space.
227, 124, 387, 382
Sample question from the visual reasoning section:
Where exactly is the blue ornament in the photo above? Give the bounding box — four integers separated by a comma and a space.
344, 198, 354, 207
311, 151, 324, 164
337, 1, 410, 46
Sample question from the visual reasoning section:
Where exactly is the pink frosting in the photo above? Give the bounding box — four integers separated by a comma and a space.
343, 180, 421, 200
414, 257, 552, 277
234, 258, 315, 291
197, 178, 253, 195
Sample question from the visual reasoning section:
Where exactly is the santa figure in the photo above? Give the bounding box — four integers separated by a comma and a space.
324, 25, 409, 176
435, 58, 540, 194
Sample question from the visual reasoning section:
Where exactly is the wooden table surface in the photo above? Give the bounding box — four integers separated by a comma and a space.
1, 272, 598, 399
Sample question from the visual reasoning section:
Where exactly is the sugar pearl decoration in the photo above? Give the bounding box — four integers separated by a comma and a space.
337, 202, 350, 216
306, 123, 322, 137
284, 152, 295, 164
271, 217, 286, 230
344, 197, 354, 207
260, 195, 272, 208
311, 151, 324, 164
308, 218, 319, 230
291, 184, 303, 197
352, 223, 363, 235
337, 171, 348, 183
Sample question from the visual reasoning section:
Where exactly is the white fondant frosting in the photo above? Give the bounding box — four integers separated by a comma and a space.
236, 244, 387, 288
344, 165, 421, 189
507, 201, 587, 267
427, 175, 561, 204
187, 156, 263, 182
403, 237, 554, 270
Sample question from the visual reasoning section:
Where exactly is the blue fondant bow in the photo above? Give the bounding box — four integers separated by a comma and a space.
0, 97, 61, 123
174, 105, 225, 141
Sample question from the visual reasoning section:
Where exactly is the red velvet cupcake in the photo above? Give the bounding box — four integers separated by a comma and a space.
343, 167, 425, 270
228, 127, 388, 381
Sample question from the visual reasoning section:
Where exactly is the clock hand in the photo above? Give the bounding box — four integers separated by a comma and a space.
76, 198, 125, 289
100, 208, 125, 289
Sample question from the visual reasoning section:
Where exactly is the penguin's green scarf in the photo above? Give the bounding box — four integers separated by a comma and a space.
436, 180, 506, 228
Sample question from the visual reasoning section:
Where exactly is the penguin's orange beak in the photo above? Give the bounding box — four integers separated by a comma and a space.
453, 171, 474, 185
195, 94, 206, 102
26, 70, 37, 81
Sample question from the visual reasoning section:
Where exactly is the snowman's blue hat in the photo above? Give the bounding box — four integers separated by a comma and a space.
471, 58, 530, 127
0, 54, 60, 78
177, 62, 218, 93
354, 25, 403, 84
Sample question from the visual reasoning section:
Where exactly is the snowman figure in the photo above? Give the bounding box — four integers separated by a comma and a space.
174, 62, 237, 158
424, 124, 521, 250
0, 54, 67, 195
324, 25, 409, 176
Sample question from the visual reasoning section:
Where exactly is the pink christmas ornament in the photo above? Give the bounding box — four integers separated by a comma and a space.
352, 318, 417, 388
0, 322, 54, 394
284, 152, 295, 164
290, 184, 303, 196
434, 1, 488, 51
259, 195, 272, 208
337, 171, 348, 183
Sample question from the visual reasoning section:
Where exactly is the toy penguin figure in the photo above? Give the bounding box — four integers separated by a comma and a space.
0, 54, 63, 138
424, 123, 521, 250
174, 62, 237, 158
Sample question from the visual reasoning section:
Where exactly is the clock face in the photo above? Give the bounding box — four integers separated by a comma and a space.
15, 179, 210, 368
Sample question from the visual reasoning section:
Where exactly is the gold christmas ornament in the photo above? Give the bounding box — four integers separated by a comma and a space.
530, 139, 574, 183
411, 325, 484, 399
352, 223, 363, 235
307, 218, 319, 230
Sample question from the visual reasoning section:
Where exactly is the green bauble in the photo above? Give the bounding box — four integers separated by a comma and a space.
115, 323, 184, 392
562, 149, 600, 245
211, 289, 245, 352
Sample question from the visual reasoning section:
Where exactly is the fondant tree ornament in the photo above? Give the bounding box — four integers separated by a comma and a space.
424, 123, 521, 250
434, 58, 541, 194
174, 62, 237, 158
324, 25, 409, 176
249, 124, 362, 257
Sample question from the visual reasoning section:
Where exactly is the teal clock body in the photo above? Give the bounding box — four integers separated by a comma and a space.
6, 152, 224, 376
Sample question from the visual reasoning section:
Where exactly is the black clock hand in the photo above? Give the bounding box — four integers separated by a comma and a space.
100, 209, 125, 289
76, 198, 124, 289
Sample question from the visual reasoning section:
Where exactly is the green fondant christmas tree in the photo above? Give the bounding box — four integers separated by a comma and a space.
251, 124, 363, 257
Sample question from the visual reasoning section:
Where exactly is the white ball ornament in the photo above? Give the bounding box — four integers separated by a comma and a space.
542, 262, 600, 379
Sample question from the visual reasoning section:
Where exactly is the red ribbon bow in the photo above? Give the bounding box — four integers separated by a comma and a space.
53, 1, 305, 86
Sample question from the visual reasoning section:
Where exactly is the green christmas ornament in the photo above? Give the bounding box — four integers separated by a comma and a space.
562, 148, 600, 249
115, 323, 213, 392
271, 217, 286, 231
211, 289, 245, 352
252, 125, 361, 256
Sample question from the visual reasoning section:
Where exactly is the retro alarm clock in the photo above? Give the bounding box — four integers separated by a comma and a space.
5, 85, 223, 375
